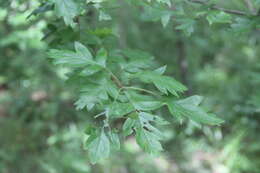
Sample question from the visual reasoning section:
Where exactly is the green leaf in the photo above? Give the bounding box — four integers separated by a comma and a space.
166, 100, 185, 122
157, 0, 171, 6
136, 127, 163, 155
121, 49, 154, 72
167, 96, 224, 125
141, 5, 172, 24
161, 13, 171, 28
74, 42, 93, 60
230, 18, 253, 34
141, 6, 166, 22
48, 49, 88, 67
108, 102, 135, 118
84, 129, 98, 149
177, 95, 203, 106
138, 112, 164, 139
133, 100, 163, 111
108, 131, 120, 150
55, 0, 80, 26
122, 111, 166, 143
96, 48, 107, 67
48, 45, 95, 68
81, 84, 109, 101
153, 115, 170, 125
89, 27, 113, 38
87, 129, 110, 164
74, 95, 96, 111
154, 65, 167, 75
127, 92, 164, 111
180, 104, 224, 125
99, 10, 112, 21
206, 11, 232, 25
75, 77, 120, 111
135, 71, 187, 96
123, 117, 137, 136
80, 65, 102, 76
84, 124, 96, 135
87, 0, 105, 4
105, 80, 119, 98
176, 18, 195, 36
27, 3, 53, 19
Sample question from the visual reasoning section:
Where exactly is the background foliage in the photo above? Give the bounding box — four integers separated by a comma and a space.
1, 0, 260, 173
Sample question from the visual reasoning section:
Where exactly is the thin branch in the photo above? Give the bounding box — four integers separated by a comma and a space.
101, 66, 124, 88
94, 111, 106, 118
111, 73, 123, 88
189, 0, 255, 16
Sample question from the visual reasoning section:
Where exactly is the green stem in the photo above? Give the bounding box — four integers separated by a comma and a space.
94, 111, 106, 118
102, 66, 123, 88
91, 61, 123, 89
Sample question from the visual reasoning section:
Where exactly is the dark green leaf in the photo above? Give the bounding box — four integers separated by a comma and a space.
85, 123, 96, 135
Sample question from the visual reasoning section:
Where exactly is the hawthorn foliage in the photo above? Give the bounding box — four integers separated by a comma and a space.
28, 0, 260, 164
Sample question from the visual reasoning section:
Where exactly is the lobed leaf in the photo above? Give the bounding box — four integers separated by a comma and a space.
126, 91, 164, 111
135, 71, 187, 96
55, 0, 80, 26
136, 127, 163, 155
87, 129, 110, 164
167, 96, 224, 125
48, 42, 95, 68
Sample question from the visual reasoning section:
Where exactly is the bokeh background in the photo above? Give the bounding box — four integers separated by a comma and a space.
1, 0, 260, 173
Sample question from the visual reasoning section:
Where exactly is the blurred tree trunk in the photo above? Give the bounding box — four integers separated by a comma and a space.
176, 38, 192, 95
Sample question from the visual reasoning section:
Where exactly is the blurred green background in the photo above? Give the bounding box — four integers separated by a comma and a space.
1, 0, 260, 173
